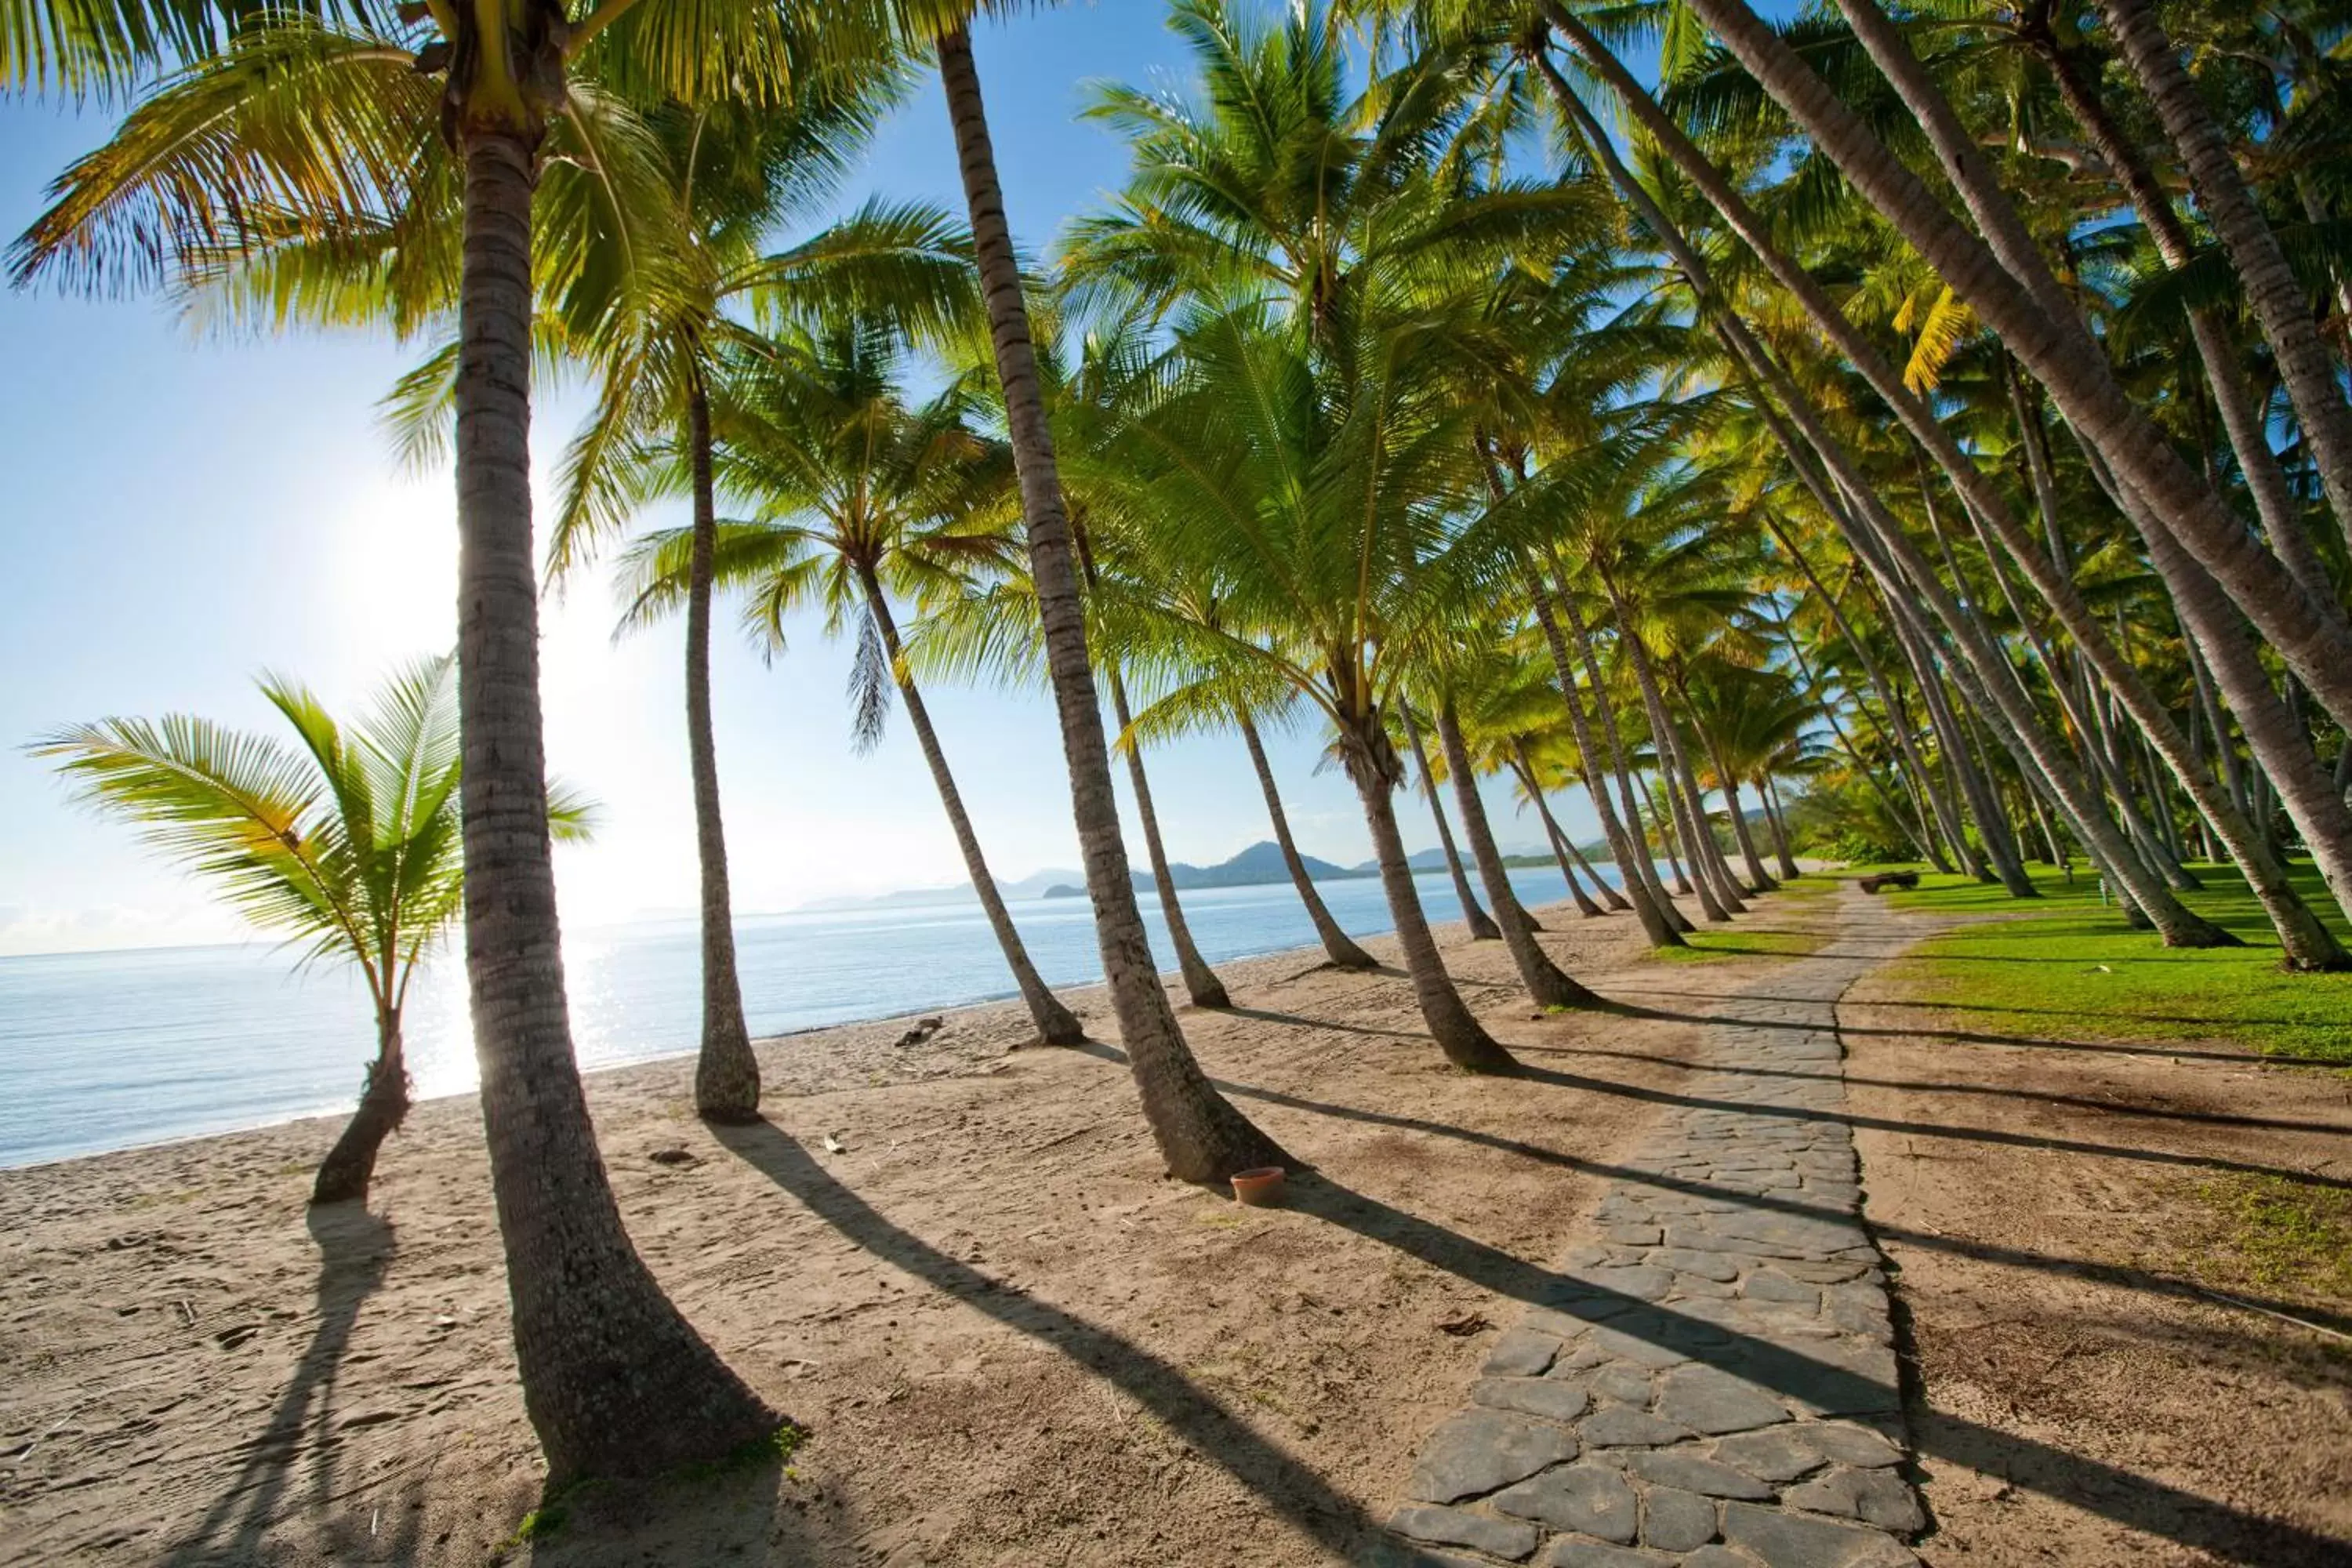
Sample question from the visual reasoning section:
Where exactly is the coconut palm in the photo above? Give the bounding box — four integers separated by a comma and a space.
7, 0, 892, 1482
613, 320, 1089, 1046
1082, 297, 1531, 1071
928, 5, 1287, 1183
33, 656, 592, 1204
526, 78, 974, 1122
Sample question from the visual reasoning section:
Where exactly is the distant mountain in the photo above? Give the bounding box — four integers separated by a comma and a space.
800, 836, 1587, 913
1149, 839, 1370, 891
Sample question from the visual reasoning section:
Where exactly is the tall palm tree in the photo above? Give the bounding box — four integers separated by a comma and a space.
1083, 299, 1526, 1071
529, 77, 972, 1121
931, 11, 1287, 1182
35, 656, 590, 1205
8, 0, 880, 1480
615, 321, 1088, 1046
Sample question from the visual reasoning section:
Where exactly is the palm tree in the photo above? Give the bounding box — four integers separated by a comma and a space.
1668, 0, 2352, 738
1400, 702, 1503, 940
1428, 691, 1604, 1007
8, 0, 876, 1481
614, 321, 1088, 1046
931, 12, 1287, 1182
1234, 705, 1381, 969
1081, 298, 1524, 1071
529, 78, 971, 1122
34, 656, 591, 1204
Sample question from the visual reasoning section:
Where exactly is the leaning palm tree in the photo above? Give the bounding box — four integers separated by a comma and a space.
33, 656, 591, 1205
1083, 299, 1535, 1071
926, 2, 1287, 1184
615, 320, 1088, 1046
8, 0, 881, 1482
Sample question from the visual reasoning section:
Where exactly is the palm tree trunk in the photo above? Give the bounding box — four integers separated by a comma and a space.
858, 570, 1086, 1040
1544, 10, 2326, 938
1108, 671, 1230, 1008
2091, 0, 2352, 561
1675, 0, 2352, 731
1674, 666, 1776, 891
1436, 699, 1602, 1008
937, 27, 1280, 1181
1238, 710, 1377, 968
1720, 311, 2236, 939
1400, 704, 1500, 939
2021, 23, 2338, 604
1524, 572, 1685, 945
310, 1005, 408, 1205
1760, 774, 1803, 880
1556, 582, 1693, 931
1345, 735, 1518, 1072
1769, 596, 1944, 868
1510, 742, 1611, 915
452, 125, 773, 1483
684, 376, 760, 1123
1564, 827, 1625, 909
1607, 592, 1740, 919
1719, 771, 1774, 891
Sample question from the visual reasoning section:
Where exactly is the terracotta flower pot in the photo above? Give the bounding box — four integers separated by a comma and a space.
1230, 1166, 1287, 1207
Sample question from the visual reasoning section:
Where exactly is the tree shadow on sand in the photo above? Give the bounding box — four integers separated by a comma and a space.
710, 1118, 1464, 1567
161, 1204, 395, 1566
718, 1102, 2347, 1566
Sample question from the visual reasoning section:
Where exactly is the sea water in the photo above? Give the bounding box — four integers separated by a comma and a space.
0, 865, 1607, 1168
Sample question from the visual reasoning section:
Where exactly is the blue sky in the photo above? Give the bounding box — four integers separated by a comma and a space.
0, 2, 1606, 956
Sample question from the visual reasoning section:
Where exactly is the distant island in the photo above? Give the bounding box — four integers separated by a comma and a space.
799, 839, 1581, 912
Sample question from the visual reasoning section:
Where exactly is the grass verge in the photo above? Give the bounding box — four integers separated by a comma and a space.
1848, 860, 2352, 1065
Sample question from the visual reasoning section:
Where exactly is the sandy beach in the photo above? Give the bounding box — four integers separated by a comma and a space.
4, 884, 2346, 1566
2, 894, 1703, 1565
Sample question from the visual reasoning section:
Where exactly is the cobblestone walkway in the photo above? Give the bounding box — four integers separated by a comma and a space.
1386, 892, 1922, 1568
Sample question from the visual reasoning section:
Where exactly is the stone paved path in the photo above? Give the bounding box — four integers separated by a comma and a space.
1386, 891, 1922, 1568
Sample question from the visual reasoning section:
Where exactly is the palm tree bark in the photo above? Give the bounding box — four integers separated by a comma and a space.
310, 1007, 408, 1205
1524, 573, 1685, 945
857, 568, 1087, 1039
1436, 698, 1602, 1007
1673, 0, 2352, 731
1238, 710, 1377, 968
1108, 671, 1231, 1008
938, 27, 1281, 1181
2089, 0, 2352, 561
1401, 704, 1501, 939
1345, 736, 1519, 1072
684, 376, 760, 1123
454, 126, 774, 1482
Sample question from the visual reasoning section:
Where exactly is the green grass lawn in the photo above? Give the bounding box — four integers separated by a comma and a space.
1650, 877, 1838, 964
1844, 860, 2352, 1065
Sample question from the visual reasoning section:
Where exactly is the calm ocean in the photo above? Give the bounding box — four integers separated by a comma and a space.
0, 864, 1602, 1168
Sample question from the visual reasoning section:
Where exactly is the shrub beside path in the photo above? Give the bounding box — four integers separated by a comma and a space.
1385, 885, 1925, 1568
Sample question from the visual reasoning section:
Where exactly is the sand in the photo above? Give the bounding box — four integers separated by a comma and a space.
2, 885, 2345, 1566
